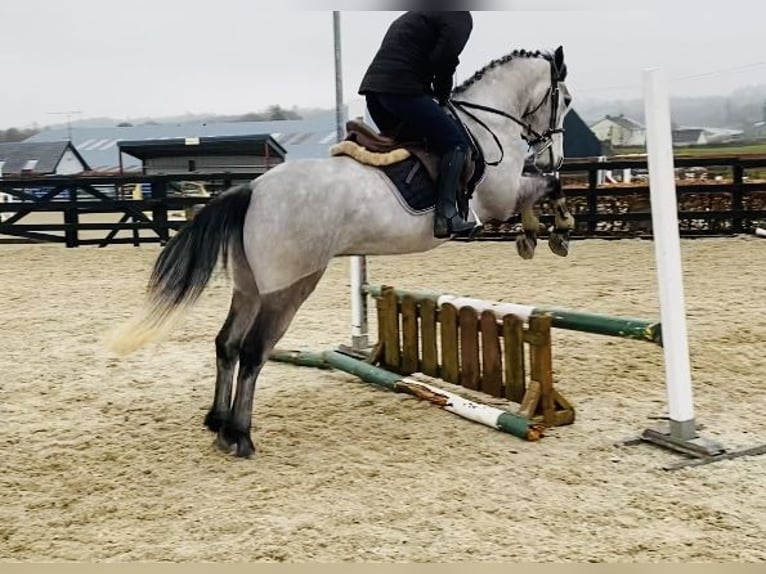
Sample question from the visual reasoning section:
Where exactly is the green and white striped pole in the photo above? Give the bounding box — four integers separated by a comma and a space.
364, 284, 663, 345
270, 349, 542, 441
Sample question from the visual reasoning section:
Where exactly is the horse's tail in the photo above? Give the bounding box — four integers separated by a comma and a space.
108, 183, 253, 355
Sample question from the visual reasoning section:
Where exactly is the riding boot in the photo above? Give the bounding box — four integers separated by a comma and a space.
434, 147, 476, 238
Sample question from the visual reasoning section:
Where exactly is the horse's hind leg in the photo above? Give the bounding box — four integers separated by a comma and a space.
217, 269, 326, 458
204, 289, 260, 433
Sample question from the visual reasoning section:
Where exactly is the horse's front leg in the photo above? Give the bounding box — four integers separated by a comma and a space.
546, 177, 576, 258
514, 174, 553, 260
516, 206, 540, 260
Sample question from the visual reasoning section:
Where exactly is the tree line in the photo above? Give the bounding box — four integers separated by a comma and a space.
0, 127, 39, 143
0, 105, 303, 139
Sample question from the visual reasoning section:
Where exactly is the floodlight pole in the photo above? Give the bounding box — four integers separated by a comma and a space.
333, 11, 369, 353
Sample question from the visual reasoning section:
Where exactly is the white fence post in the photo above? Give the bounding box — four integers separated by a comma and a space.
0, 161, 6, 223
596, 155, 607, 185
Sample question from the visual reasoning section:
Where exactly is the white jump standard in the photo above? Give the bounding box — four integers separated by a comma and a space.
618, 68, 766, 469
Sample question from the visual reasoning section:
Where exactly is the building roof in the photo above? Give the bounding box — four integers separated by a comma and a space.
0, 141, 89, 176
563, 111, 603, 158
118, 134, 286, 161
594, 114, 645, 131
672, 128, 706, 144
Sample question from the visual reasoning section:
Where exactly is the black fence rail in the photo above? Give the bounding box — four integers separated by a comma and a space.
483, 155, 766, 239
0, 173, 243, 247
2, 157, 766, 247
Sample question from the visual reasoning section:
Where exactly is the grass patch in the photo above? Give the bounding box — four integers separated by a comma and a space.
613, 142, 766, 157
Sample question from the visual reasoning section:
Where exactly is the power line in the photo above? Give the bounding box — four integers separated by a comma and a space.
576, 61, 766, 95
675, 61, 766, 81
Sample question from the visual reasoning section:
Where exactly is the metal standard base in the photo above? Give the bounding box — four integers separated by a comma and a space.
661, 444, 766, 471
619, 422, 766, 470
349, 335, 369, 353
640, 424, 725, 458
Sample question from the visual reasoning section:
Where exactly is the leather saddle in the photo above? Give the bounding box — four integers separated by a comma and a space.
330, 119, 477, 189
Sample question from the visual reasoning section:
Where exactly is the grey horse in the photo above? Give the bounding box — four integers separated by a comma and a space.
110, 46, 575, 457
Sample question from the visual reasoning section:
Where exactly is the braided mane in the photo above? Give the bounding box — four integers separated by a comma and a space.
454, 49, 561, 95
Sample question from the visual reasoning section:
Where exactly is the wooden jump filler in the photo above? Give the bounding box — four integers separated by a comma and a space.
370, 285, 575, 429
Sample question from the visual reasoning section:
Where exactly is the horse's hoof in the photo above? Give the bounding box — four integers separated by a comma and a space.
216, 425, 256, 458
548, 231, 570, 257
516, 233, 537, 260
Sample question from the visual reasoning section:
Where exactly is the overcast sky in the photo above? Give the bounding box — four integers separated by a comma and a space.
1, 1, 765, 129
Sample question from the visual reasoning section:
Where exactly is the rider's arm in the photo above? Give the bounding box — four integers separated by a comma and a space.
428, 12, 473, 102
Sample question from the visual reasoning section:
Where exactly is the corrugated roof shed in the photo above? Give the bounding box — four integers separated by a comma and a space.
25, 113, 339, 172
118, 134, 286, 161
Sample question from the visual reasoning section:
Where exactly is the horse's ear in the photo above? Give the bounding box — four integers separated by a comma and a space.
553, 45, 566, 81
554, 45, 564, 67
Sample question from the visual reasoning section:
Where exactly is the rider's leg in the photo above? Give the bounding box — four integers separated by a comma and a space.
371, 93, 475, 237
432, 147, 475, 237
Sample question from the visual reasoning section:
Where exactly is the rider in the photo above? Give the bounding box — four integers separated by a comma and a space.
358, 10, 476, 238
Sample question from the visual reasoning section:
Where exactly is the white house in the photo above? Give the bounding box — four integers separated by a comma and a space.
589, 114, 646, 147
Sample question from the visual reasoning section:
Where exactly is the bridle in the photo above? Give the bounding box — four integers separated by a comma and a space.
450, 58, 565, 173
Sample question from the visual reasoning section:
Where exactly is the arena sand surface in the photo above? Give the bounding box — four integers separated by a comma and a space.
1, 237, 765, 562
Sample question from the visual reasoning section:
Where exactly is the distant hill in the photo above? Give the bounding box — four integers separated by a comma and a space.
578, 84, 766, 129
39, 106, 334, 131
8, 83, 766, 135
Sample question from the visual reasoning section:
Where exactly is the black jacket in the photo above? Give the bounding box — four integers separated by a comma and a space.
358, 11, 472, 100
